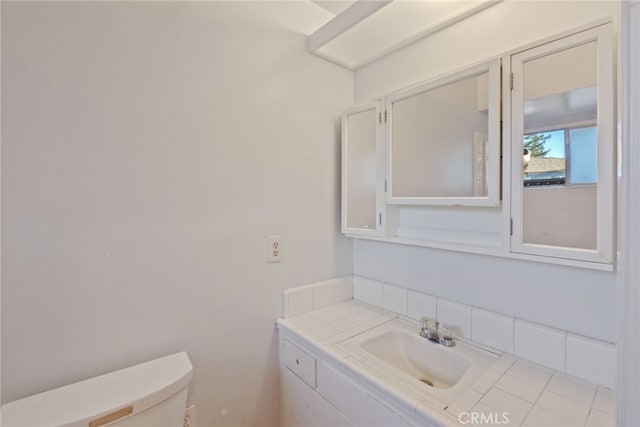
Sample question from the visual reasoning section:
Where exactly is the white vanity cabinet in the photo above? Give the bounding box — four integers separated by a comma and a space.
316, 360, 413, 427
283, 368, 353, 427
282, 338, 353, 426
280, 335, 420, 427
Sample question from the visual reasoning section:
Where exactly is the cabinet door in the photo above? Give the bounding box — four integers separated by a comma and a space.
283, 367, 354, 427
386, 58, 501, 206
509, 24, 614, 264
316, 361, 414, 427
342, 101, 385, 236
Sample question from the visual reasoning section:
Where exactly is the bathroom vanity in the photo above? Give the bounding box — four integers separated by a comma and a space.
278, 299, 616, 426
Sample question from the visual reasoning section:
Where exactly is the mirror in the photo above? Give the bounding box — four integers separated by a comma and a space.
386, 59, 501, 206
522, 42, 597, 250
342, 102, 382, 235
511, 24, 614, 263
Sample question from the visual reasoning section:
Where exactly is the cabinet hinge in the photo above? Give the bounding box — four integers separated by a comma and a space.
510, 72, 514, 90
509, 218, 513, 236
384, 110, 388, 122
379, 213, 382, 225
378, 112, 382, 124
384, 179, 387, 193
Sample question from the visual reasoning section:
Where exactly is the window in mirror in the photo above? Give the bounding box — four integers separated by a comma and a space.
386, 58, 501, 206
523, 125, 597, 186
568, 126, 598, 184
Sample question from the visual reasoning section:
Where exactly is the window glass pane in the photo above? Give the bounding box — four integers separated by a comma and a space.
568, 126, 597, 184
523, 130, 565, 185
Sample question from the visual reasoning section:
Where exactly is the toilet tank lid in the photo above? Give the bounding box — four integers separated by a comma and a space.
1, 351, 193, 427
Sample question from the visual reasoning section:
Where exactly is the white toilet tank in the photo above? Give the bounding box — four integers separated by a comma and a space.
1, 351, 193, 427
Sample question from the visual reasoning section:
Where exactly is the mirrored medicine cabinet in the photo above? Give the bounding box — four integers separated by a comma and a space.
341, 101, 385, 236
509, 23, 614, 264
341, 58, 502, 237
386, 58, 502, 207
341, 21, 615, 268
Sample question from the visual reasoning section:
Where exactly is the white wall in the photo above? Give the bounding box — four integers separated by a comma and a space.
0, 2, 353, 425
617, 0, 640, 423
0, 0, 3, 408
353, 1, 618, 343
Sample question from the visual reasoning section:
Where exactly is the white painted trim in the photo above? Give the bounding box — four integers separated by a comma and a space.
347, 234, 614, 272
617, 1, 640, 423
375, 100, 387, 237
0, 0, 3, 405
309, 48, 359, 71
307, 0, 393, 53
502, 53, 513, 254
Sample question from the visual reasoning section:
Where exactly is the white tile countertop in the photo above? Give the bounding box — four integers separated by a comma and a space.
277, 299, 616, 426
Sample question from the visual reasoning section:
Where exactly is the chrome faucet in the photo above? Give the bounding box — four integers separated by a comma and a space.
419, 317, 455, 347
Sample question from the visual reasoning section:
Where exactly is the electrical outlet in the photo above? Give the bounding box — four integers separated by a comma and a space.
268, 235, 282, 263
184, 405, 196, 427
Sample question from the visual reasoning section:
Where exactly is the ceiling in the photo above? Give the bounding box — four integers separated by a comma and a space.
310, 0, 356, 15
308, 0, 502, 69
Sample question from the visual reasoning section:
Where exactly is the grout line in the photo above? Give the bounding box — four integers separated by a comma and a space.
405, 288, 409, 318
469, 307, 474, 342
512, 317, 517, 357
563, 331, 568, 374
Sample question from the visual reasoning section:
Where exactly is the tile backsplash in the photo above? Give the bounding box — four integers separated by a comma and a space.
514, 320, 566, 372
282, 275, 616, 389
437, 299, 472, 339
282, 276, 353, 318
471, 308, 514, 354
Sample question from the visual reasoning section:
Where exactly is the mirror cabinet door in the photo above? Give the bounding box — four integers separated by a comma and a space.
510, 24, 614, 263
342, 102, 384, 235
386, 58, 501, 206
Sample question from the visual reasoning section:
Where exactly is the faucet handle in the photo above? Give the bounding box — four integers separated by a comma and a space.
420, 317, 438, 331
439, 326, 456, 347
419, 317, 431, 330
419, 317, 430, 337
424, 318, 440, 342
441, 326, 453, 340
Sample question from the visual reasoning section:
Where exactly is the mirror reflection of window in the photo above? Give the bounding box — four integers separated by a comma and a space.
568, 126, 598, 184
523, 125, 597, 186
521, 41, 598, 250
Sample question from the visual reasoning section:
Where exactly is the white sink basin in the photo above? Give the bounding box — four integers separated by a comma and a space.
360, 329, 471, 388
338, 318, 498, 403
